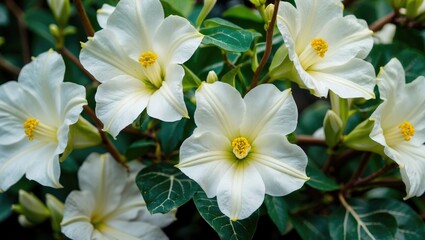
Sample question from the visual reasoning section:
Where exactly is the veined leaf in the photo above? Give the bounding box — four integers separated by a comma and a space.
193, 190, 259, 240
306, 163, 340, 192
265, 195, 289, 234
290, 213, 331, 240
201, 26, 258, 52
136, 163, 199, 214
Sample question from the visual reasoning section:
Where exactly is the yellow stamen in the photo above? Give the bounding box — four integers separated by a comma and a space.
24, 118, 40, 141
399, 121, 415, 141
138, 51, 158, 67
310, 38, 328, 58
232, 137, 251, 159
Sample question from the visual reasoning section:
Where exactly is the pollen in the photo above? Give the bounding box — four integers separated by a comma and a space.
138, 51, 158, 67
24, 118, 39, 141
232, 137, 251, 159
399, 121, 415, 141
310, 38, 328, 58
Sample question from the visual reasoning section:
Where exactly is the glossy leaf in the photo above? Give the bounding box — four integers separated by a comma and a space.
136, 163, 199, 214
306, 163, 340, 192
193, 190, 260, 240
182, 65, 202, 91
201, 26, 257, 52
290, 213, 331, 240
265, 195, 289, 234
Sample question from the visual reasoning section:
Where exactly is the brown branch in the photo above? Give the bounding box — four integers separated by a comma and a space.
249, 0, 280, 91
57, 47, 99, 84
83, 105, 128, 171
296, 135, 327, 147
73, 0, 95, 37
352, 162, 398, 187
369, 12, 396, 32
343, 152, 372, 192
0, 57, 20, 76
5, 0, 30, 63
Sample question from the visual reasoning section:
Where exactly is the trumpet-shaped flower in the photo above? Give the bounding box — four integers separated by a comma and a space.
177, 82, 309, 220
0, 50, 86, 191
276, 0, 375, 99
80, 0, 203, 137
61, 153, 176, 240
370, 58, 425, 199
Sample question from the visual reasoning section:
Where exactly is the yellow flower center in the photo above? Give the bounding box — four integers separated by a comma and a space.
310, 38, 328, 58
232, 137, 251, 159
138, 51, 158, 67
399, 121, 415, 141
24, 118, 39, 141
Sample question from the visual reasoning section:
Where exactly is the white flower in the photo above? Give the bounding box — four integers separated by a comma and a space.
370, 58, 425, 199
96, 4, 115, 29
61, 153, 176, 240
276, 0, 376, 99
0, 50, 86, 191
177, 82, 309, 220
80, 0, 203, 137
373, 23, 396, 44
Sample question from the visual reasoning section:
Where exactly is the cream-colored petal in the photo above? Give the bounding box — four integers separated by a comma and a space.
106, 0, 164, 59
80, 29, 142, 83
376, 58, 405, 101
178, 131, 233, 198
106, 221, 168, 240
96, 4, 115, 29
216, 161, 265, 220
250, 134, 308, 196
95, 75, 151, 138
241, 85, 296, 141
309, 58, 375, 99
153, 15, 203, 65
194, 82, 244, 139
147, 64, 188, 121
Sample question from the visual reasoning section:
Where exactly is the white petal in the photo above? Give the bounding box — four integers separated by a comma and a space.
250, 134, 308, 196
107, 220, 168, 240
147, 64, 188, 121
106, 0, 164, 58
309, 58, 376, 99
153, 15, 203, 65
394, 144, 425, 198
376, 58, 405, 101
216, 162, 265, 220
178, 131, 233, 198
97, 4, 115, 29
61, 191, 95, 240
80, 29, 142, 83
95, 76, 151, 137
403, 76, 425, 140
136, 209, 176, 229
56, 82, 87, 154
241, 85, 297, 141
194, 82, 244, 139
78, 153, 128, 214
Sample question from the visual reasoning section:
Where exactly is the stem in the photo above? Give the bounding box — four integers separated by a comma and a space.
249, 0, 280, 91
0, 57, 20, 76
353, 162, 398, 187
5, 0, 30, 63
296, 135, 327, 147
57, 47, 99, 84
73, 0, 95, 37
369, 12, 396, 32
344, 152, 372, 189
83, 105, 129, 171
223, 52, 236, 68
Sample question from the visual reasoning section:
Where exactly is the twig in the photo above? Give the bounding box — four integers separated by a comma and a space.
296, 135, 327, 147
352, 162, 398, 187
249, 0, 280, 91
57, 47, 99, 84
369, 12, 396, 32
73, 0, 95, 37
83, 105, 128, 171
0, 57, 20, 76
344, 152, 372, 188
5, 0, 30, 63
223, 53, 236, 68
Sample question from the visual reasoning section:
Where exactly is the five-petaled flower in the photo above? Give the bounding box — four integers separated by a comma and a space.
80, 0, 203, 138
61, 153, 176, 240
0, 50, 87, 192
276, 0, 376, 99
177, 82, 309, 220
370, 58, 425, 199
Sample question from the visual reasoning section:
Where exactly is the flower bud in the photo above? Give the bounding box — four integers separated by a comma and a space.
12, 190, 50, 225
196, 0, 217, 28
264, 4, 275, 27
250, 0, 267, 7
206, 71, 218, 83
343, 119, 384, 155
47, 0, 71, 28
46, 194, 64, 233
323, 110, 343, 148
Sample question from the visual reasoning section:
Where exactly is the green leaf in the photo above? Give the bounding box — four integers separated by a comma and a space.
396, 49, 425, 83
204, 17, 242, 29
223, 5, 263, 23
160, 0, 194, 17
329, 198, 399, 240
193, 190, 260, 240
200, 26, 256, 52
125, 139, 156, 160
221, 67, 240, 87
0, 193, 12, 222
265, 195, 288, 234
297, 100, 329, 135
136, 163, 199, 214
290, 213, 331, 240
157, 119, 187, 154
306, 163, 339, 191
0, 4, 9, 26
182, 65, 202, 91
23, 9, 55, 44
